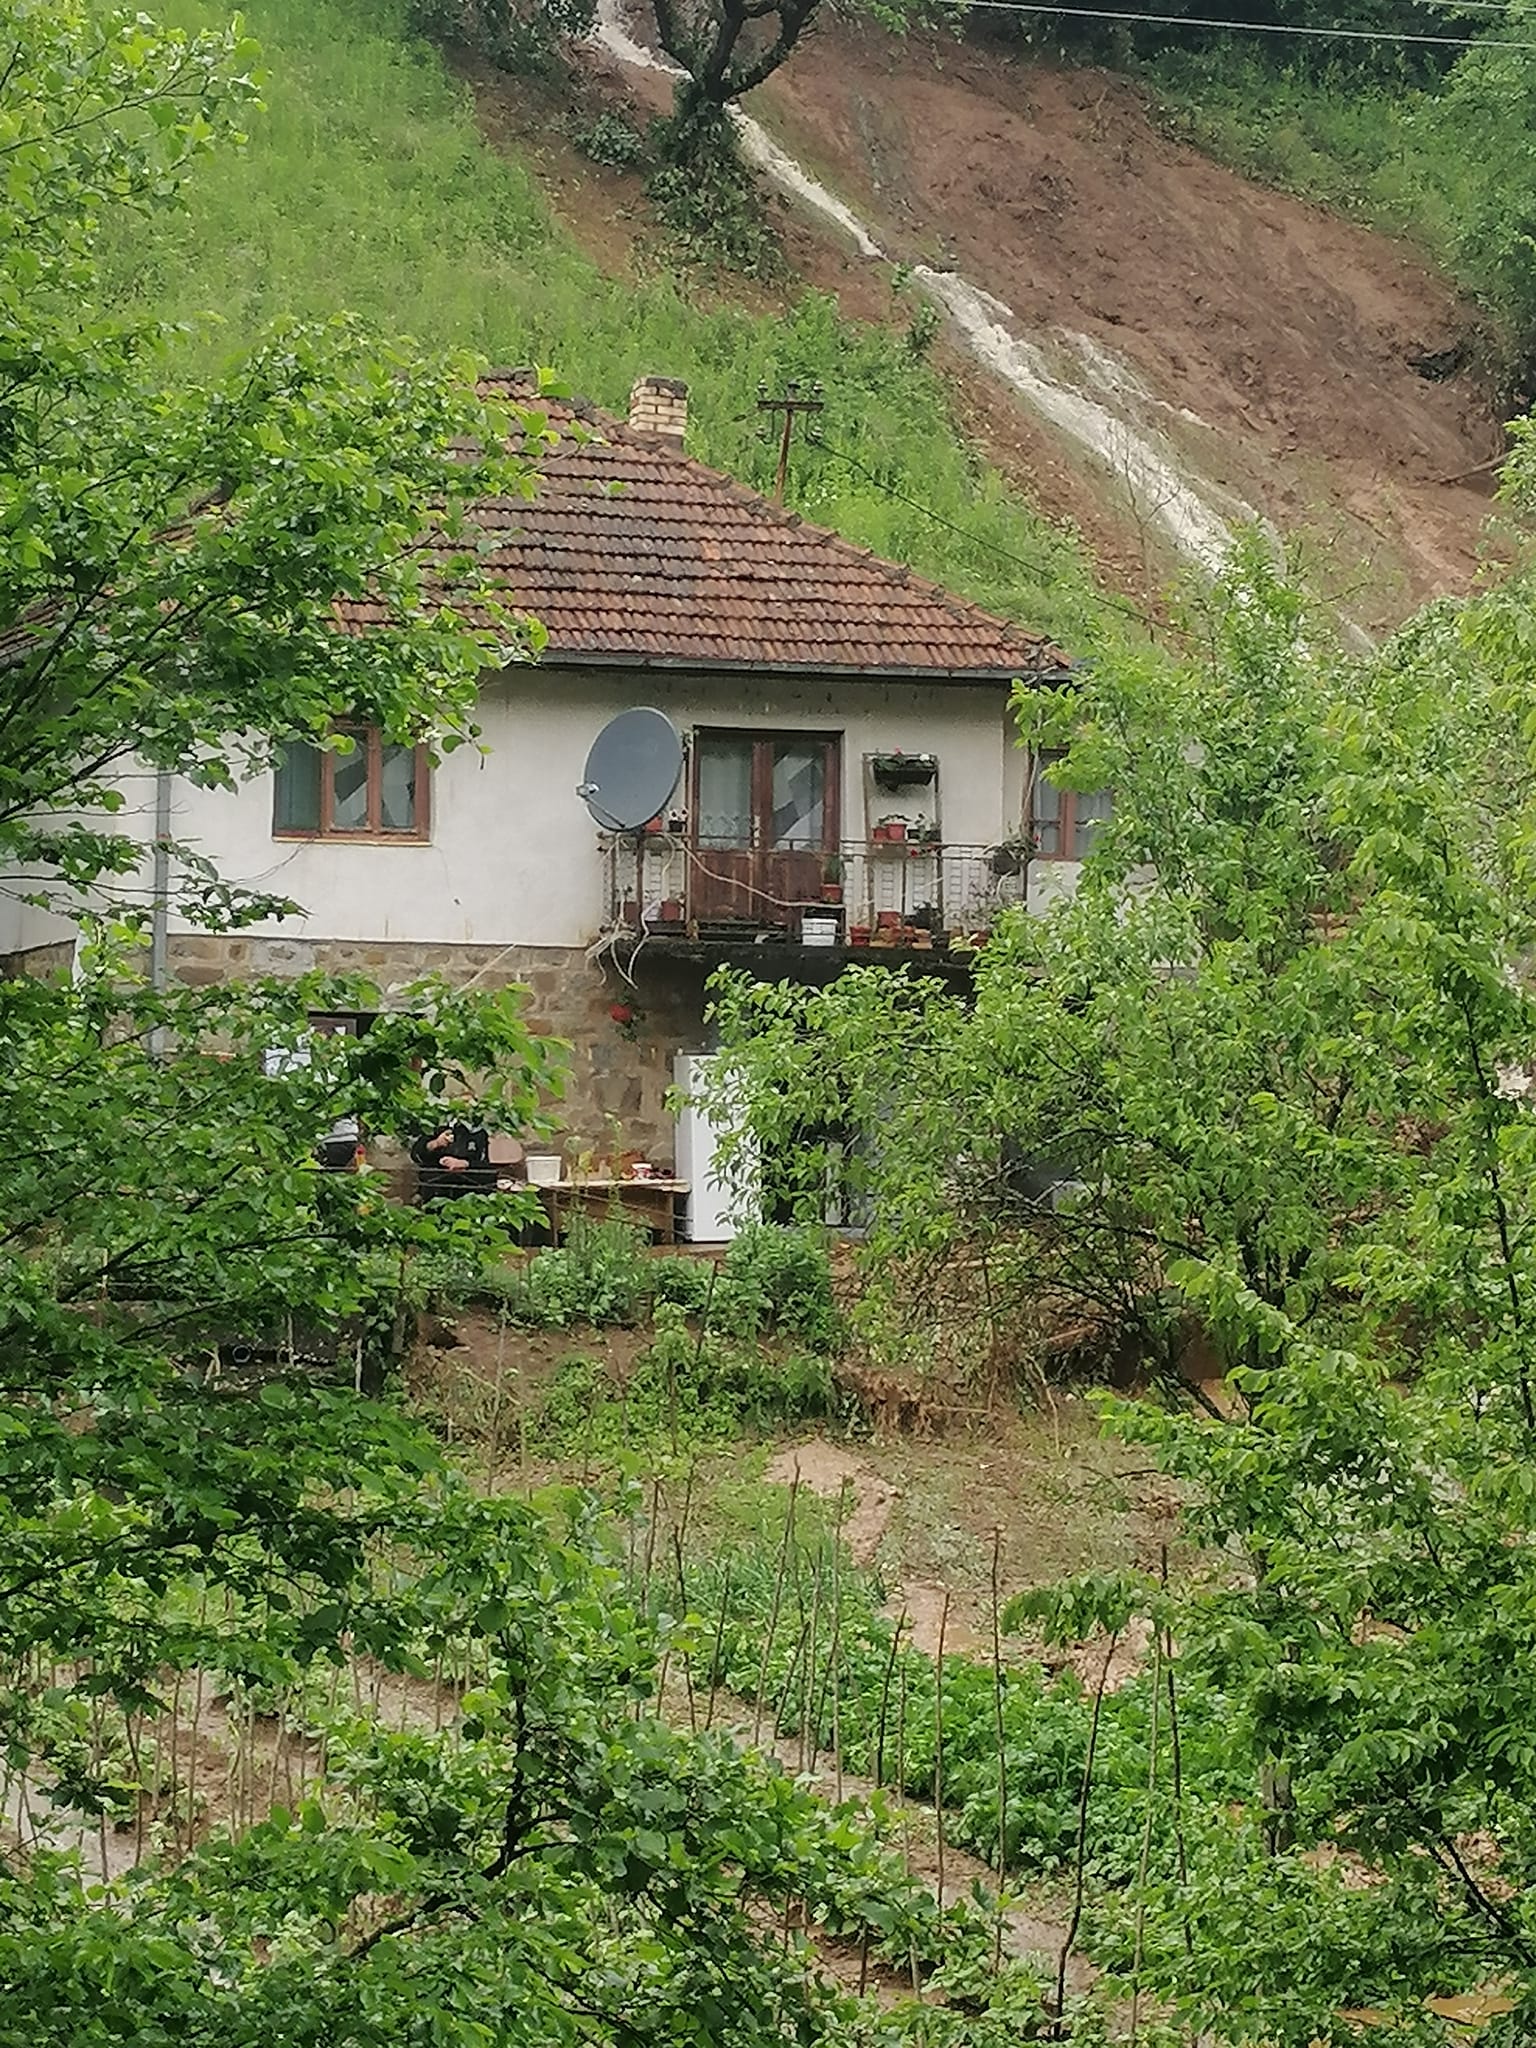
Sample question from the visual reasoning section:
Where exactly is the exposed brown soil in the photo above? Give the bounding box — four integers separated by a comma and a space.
485, 7, 1515, 621
764, 1435, 896, 1564
760, 1408, 1177, 1684
755, 22, 1505, 620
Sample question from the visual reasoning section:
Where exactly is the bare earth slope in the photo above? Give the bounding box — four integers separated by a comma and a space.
749, 24, 1501, 622
568, 7, 1502, 622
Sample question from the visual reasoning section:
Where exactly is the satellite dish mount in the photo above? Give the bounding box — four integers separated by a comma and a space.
578, 707, 684, 833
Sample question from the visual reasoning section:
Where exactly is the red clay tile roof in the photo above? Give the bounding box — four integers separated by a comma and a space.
337, 372, 1069, 682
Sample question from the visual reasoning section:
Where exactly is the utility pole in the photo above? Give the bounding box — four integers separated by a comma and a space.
757, 380, 824, 503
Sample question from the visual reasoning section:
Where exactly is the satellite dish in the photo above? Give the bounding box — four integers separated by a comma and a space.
577, 707, 683, 832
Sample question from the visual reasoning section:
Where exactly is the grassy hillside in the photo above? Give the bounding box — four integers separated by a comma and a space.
106, 0, 1108, 648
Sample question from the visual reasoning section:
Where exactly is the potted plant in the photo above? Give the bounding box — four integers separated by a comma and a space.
821, 853, 844, 903
875, 814, 909, 843
849, 923, 871, 947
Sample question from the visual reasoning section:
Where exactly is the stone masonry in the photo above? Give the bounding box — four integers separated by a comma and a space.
165, 934, 704, 1170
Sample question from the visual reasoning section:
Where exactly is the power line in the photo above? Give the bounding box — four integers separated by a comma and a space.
817, 433, 1149, 619
955, 0, 1536, 47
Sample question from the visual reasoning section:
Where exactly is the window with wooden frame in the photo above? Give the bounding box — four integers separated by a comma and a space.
692, 730, 840, 852
689, 730, 841, 928
273, 726, 430, 841
1029, 749, 1113, 860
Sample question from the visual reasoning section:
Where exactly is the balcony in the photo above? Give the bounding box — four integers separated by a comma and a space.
601, 831, 1031, 958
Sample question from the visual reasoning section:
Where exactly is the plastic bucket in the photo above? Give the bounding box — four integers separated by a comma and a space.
525, 1154, 562, 1186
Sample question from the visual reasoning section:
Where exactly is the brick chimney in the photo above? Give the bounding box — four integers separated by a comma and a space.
628, 374, 689, 445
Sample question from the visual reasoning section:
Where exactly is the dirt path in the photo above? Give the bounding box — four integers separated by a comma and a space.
761, 1425, 1163, 1678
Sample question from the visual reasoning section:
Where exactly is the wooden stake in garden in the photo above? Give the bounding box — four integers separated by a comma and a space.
989, 1525, 1008, 1976
1129, 1625, 1164, 2044
752, 1474, 798, 1747
1054, 1626, 1121, 2032
934, 1589, 951, 1915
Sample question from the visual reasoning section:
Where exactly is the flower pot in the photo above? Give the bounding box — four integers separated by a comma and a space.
821, 884, 843, 903
886, 821, 907, 842
658, 899, 682, 923
849, 926, 871, 947
876, 911, 902, 932
622, 899, 640, 924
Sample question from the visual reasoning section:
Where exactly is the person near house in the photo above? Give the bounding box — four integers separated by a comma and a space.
411, 1120, 493, 1201
316, 1112, 363, 1173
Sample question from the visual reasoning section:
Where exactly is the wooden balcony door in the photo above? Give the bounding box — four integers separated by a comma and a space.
691, 730, 840, 926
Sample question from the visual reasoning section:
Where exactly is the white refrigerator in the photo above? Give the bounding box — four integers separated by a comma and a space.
673, 1053, 755, 1243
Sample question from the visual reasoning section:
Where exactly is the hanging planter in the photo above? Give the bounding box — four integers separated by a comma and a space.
871, 751, 938, 790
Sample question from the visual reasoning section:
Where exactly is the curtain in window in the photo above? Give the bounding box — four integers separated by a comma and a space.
696, 736, 754, 848
273, 741, 322, 832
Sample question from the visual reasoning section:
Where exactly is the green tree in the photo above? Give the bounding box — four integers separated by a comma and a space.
0, 10, 962, 2040
707, 530, 1536, 2037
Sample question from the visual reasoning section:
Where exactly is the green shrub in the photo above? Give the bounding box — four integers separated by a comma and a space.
716, 1225, 842, 1349
489, 1215, 651, 1327
530, 1306, 844, 1450
571, 111, 648, 170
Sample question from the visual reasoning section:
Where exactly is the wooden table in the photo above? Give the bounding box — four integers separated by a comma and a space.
534, 1177, 691, 1245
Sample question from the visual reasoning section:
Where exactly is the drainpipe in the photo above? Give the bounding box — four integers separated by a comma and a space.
147, 766, 172, 1057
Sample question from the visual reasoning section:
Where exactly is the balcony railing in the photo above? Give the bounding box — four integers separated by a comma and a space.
602, 833, 1031, 948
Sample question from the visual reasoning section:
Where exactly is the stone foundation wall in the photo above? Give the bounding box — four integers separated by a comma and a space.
167, 934, 705, 1170
1, 940, 76, 978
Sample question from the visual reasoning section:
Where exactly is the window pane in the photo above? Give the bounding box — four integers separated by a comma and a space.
274, 740, 322, 832
1031, 757, 1063, 857
331, 736, 370, 831
1072, 787, 1113, 859
770, 742, 827, 850
379, 744, 417, 832
697, 735, 754, 848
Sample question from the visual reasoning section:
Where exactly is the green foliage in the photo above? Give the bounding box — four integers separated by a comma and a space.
0, 11, 954, 2038
97, 0, 1105, 650
491, 1214, 654, 1326
711, 1223, 843, 1347
646, 115, 784, 279
706, 533, 1536, 2034
570, 108, 649, 168
0, 0, 557, 922
0, 1484, 955, 2045
411, 0, 596, 74
532, 1307, 843, 1448
465, 1219, 840, 1345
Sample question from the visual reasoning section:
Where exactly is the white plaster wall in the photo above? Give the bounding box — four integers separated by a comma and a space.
0, 759, 164, 962
158, 667, 1029, 950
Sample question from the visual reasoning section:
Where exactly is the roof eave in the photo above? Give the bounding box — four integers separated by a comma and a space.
520, 649, 1073, 687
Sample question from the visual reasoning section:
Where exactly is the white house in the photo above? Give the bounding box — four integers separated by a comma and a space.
2, 374, 1103, 1172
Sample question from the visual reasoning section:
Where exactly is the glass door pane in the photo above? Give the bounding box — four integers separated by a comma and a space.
332, 732, 370, 831
696, 735, 754, 848
379, 743, 418, 832
769, 741, 827, 850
